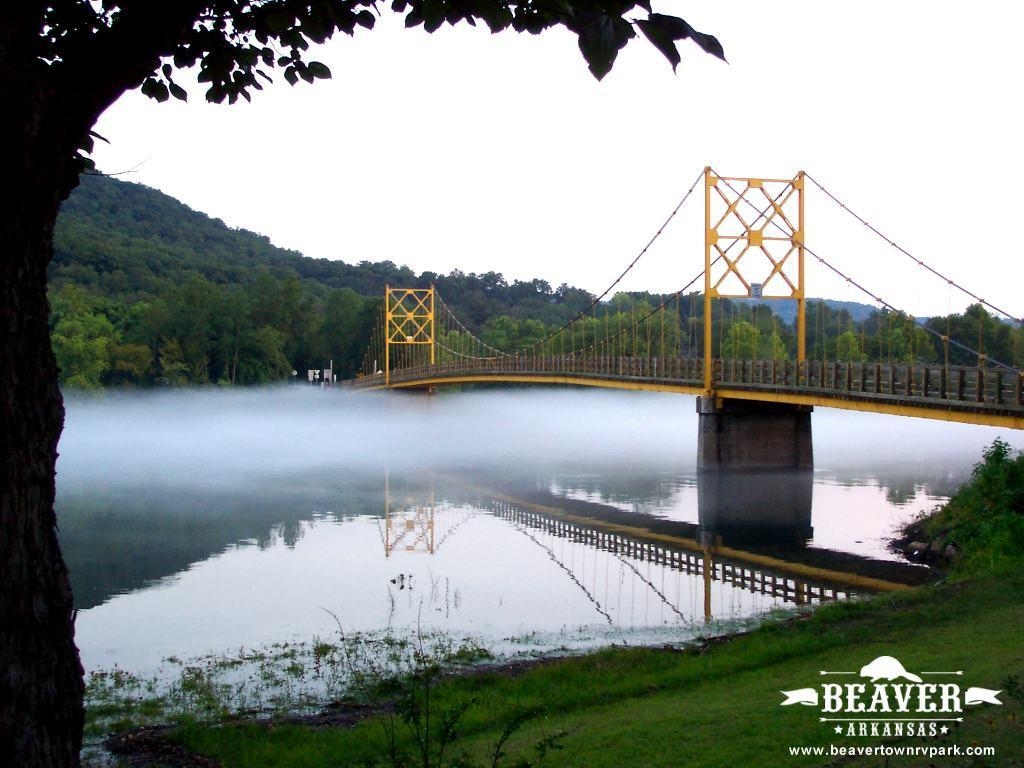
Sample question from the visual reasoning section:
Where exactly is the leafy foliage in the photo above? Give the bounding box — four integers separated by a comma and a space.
921, 439, 1024, 576
50, 288, 117, 389
42, 0, 726, 167
132, 1, 726, 106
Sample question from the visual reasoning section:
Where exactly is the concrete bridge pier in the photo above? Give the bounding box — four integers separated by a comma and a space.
697, 396, 813, 471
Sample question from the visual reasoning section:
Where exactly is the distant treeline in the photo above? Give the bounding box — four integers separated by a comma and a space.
49, 174, 1022, 389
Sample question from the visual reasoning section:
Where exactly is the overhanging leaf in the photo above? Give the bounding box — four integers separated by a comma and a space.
636, 18, 679, 72
306, 61, 331, 79
423, 0, 446, 33
577, 14, 634, 80
168, 81, 188, 101
264, 10, 293, 35
140, 77, 169, 102
647, 12, 726, 62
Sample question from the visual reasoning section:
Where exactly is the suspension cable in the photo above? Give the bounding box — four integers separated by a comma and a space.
435, 293, 509, 358
435, 339, 492, 360
806, 245, 1018, 368
806, 173, 1022, 324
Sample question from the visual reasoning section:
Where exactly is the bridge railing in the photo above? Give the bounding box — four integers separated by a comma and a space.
717, 359, 1024, 411
367, 355, 706, 388
344, 355, 1024, 415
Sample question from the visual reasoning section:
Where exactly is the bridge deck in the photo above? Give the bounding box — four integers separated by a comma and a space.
344, 356, 1024, 429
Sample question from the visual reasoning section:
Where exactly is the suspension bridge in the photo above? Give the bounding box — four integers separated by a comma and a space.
343, 169, 1024, 469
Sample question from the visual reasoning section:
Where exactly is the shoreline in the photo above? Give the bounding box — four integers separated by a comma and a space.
95, 570, 1024, 767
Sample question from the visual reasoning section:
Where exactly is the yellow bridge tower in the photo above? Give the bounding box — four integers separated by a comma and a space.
384, 285, 435, 387
703, 168, 806, 395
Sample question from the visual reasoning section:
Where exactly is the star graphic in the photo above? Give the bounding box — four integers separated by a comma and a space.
940, 725, 949, 735
834, 725, 843, 735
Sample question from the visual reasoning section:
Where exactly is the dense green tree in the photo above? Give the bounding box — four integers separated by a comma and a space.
49, 285, 119, 388
758, 329, 788, 360
927, 304, 1019, 368
4, 5, 722, 762
155, 339, 190, 386
55, 175, 618, 357
236, 325, 291, 383
805, 300, 854, 361
720, 320, 759, 360
834, 329, 866, 362
481, 316, 549, 353
105, 340, 153, 385
861, 310, 936, 365
51, 312, 116, 389
49, 266, 389, 388
317, 287, 375, 377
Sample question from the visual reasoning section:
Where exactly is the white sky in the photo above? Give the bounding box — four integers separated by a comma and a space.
91, 1, 1023, 319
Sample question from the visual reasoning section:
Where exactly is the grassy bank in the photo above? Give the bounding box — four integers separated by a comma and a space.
99, 443, 1024, 767
900, 438, 1024, 577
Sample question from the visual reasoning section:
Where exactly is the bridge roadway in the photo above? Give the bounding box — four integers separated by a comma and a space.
344, 355, 1024, 430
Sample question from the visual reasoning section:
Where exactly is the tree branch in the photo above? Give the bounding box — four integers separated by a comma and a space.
51, 1, 209, 128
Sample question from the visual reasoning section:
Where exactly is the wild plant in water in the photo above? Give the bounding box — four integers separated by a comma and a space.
327, 609, 564, 768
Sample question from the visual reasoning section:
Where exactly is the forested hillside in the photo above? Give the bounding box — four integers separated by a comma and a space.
50, 174, 1021, 390
49, 174, 597, 387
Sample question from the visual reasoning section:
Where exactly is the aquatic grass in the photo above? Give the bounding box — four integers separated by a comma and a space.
85, 591, 929, 746
84, 628, 495, 740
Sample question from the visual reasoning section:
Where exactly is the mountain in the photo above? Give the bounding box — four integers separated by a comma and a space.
52, 173, 596, 329
52, 173, 417, 300
754, 297, 878, 325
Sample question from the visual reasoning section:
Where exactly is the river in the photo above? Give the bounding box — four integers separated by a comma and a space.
55, 387, 1021, 696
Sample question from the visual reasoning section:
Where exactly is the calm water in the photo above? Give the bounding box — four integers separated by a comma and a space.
56, 387, 1021, 679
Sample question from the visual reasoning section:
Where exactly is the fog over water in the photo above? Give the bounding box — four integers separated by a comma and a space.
58, 386, 1019, 489
56, 387, 1023, 680
59, 387, 703, 489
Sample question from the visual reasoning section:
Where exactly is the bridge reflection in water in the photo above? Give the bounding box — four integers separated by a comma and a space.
378, 472, 928, 625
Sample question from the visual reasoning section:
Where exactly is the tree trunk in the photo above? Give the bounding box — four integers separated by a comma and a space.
0, 160, 85, 765
0, 4, 222, 765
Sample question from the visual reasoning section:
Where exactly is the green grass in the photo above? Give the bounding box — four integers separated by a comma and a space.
165, 574, 1024, 767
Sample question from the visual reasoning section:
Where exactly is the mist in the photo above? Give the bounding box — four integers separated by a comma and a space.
56, 387, 702, 494
57, 385, 1022, 499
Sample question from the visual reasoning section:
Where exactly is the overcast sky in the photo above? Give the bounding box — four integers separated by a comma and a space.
91, 1, 1022, 319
